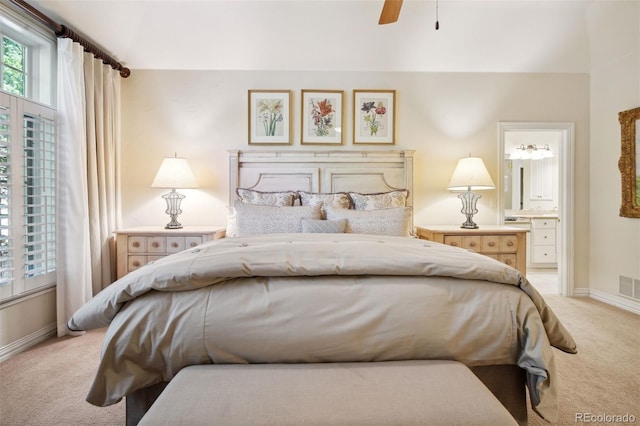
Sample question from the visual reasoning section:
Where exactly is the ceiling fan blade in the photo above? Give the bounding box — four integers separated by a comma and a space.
378, 0, 403, 25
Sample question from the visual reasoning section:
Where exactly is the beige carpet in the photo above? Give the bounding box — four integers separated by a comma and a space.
526, 295, 639, 426
0, 328, 124, 426
0, 295, 638, 426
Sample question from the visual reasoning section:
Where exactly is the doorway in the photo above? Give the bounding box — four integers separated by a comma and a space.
498, 122, 575, 296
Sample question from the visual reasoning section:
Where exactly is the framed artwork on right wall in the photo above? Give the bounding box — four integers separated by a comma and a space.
619, 106, 640, 218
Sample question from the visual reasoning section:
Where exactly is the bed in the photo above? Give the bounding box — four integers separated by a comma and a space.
68, 150, 576, 425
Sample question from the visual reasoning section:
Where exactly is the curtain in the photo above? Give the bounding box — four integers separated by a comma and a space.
56, 38, 121, 337
84, 52, 121, 295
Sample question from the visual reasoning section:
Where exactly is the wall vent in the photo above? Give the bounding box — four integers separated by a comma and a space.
619, 275, 633, 298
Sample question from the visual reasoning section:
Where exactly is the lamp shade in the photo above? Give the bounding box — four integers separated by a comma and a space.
151, 156, 199, 189
447, 156, 495, 191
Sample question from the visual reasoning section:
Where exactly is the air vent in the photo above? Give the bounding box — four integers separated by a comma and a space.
619, 275, 633, 298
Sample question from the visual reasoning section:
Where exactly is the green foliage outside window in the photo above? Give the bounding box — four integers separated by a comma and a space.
2, 36, 25, 96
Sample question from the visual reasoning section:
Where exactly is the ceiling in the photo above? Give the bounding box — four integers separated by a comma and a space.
25, 0, 598, 73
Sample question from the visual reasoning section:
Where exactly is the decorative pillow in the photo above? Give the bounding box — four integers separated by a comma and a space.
225, 205, 238, 238
348, 190, 409, 210
234, 201, 322, 236
325, 206, 412, 237
301, 218, 347, 234
236, 188, 297, 206
298, 191, 352, 218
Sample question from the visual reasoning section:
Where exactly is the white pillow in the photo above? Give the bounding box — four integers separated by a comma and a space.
234, 201, 322, 236
301, 218, 347, 234
348, 190, 409, 210
225, 205, 238, 238
325, 206, 412, 237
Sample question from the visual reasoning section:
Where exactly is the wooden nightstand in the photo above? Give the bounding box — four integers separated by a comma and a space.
415, 225, 528, 276
115, 226, 226, 279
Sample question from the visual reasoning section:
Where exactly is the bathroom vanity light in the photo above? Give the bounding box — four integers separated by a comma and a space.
510, 144, 553, 160
448, 156, 496, 229
151, 154, 199, 229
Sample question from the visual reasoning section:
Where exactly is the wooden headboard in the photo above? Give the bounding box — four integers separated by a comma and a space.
228, 150, 415, 207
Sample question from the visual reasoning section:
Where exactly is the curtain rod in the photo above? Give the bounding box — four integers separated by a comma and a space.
7, 0, 131, 78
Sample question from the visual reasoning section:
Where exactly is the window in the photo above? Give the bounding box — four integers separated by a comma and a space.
1, 4, 56, 106
2, 35, 27, 97
0, 7, 56, 302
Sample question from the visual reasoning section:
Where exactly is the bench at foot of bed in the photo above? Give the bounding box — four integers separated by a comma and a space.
137, 360, 519, 426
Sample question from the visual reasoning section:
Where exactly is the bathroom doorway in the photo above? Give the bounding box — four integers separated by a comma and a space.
498, 122, 575, 296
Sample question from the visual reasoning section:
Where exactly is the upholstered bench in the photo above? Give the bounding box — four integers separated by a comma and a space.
138, 360, 518, 425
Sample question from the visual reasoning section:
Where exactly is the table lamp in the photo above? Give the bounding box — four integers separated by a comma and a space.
151, 154, 198, 229
447, 156, 495, 229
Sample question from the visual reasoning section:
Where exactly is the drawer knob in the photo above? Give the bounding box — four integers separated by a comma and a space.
450, 242, 458, 247
505, 259, 512, 265
190, 242, 198, 247
469, 242, 476, 247
171, 242, 179, 248
132, 261, 140, 267
488, 242, 495, 247
152, 242, 159, 248
507, 241, 513, 247
132, 242, 140, 248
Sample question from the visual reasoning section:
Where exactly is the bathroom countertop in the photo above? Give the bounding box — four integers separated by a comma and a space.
504, 212, 559, 223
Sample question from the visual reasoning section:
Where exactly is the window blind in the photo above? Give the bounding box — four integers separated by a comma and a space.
0, 104, 12, 288
0, 94, 56, 301
23, 114, 55, 281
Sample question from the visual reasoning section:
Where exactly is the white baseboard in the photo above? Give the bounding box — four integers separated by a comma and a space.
573, 287, 640, 315
0, 322, 56, 363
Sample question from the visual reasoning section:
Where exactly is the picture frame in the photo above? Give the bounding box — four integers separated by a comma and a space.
618, 106, 640, 218
301, 90, 344, 145
353, 90, 396, 145
248, 90, 292, 145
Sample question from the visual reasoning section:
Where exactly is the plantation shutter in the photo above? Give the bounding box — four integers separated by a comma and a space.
22, 112, 55, 290
0, 92, 56, 301
0, 98, 12, 298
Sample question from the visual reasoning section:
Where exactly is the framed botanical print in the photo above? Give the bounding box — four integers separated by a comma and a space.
248, 90, 292, 145
353, 90, 396, 145
301, 90, 344, 145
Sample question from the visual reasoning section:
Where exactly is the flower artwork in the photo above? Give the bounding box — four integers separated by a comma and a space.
353, 90, 395, 145
301, 90, 344, 145
248, 90, 292, 145
360, 101, 387, 136
309, 98, 335, 137
257, 99, 284, 136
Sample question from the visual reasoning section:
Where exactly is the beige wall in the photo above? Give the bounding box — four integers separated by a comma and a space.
0, 289, 56, 361
587, 1, 640, 310
121, 71, 590, 289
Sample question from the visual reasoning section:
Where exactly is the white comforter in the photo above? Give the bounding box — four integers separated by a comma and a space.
68, 233, 576, 421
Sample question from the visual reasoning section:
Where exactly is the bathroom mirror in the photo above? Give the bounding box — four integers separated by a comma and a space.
619, 106, 640, 218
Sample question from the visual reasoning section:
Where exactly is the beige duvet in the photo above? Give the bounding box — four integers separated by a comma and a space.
68, 233, 576, 422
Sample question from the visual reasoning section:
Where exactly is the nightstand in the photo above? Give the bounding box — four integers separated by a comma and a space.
115, 226, 226, 279
415, 225, 528, 276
